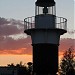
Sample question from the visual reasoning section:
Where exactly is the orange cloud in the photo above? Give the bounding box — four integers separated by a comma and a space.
0, 48, 32, 55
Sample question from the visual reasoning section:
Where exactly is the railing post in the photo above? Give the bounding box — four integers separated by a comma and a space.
31, 17, 32, 28
55, 16, 57, 28
63, 18, 65, 29
28, 17, 29, 29
65, 19, 67, 30
38, 6, 39, 15
52, 6, 53, 15
24, 19, 25, 30
60, 17, 62, 29
25, 18, 27, 29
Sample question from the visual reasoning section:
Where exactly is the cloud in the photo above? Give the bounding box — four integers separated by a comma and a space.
0, 36, 31, 50
59, 38, 75, 51
0, 36, 32, 55
0, 17, 24, 36
67, 30, 75, 34
0, 25, 22, 36
0, 17, 32, 55
0, 17, 10, 25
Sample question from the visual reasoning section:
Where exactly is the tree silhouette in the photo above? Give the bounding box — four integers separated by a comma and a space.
7, 61, 33, 75
59, 47, 75, 75
27, 62, 33, 75
7, 63, 15, 67
7, 61, 28, 75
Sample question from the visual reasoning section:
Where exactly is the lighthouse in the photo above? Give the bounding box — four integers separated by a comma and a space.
24, 0, 67, 75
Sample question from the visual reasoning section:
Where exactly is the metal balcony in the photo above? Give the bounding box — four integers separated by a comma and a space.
24, 16, 67, 30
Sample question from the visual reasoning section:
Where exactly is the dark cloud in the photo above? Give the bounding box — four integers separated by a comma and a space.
0, 17, 10, 25
0, 17, 32, 54
0, 17, 24, 36
59, 38, 75, 51
0, 25, 22, 36
0, 36, 31, 50
67, 30, 75, 34
10, 19, 23, 26
0, 36, 32, 54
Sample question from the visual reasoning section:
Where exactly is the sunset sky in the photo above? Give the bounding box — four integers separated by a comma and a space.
0, 0, 75, 66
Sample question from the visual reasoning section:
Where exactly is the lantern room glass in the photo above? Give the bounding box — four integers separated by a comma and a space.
35, 5, 56, 15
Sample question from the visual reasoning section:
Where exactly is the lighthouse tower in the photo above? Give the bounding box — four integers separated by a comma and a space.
24, 0, 67, 75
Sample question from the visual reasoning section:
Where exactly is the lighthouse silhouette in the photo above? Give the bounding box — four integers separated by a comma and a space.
24, 0, 67, 75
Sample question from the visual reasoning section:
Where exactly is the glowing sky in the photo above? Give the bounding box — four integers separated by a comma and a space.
0, 0, 74, 66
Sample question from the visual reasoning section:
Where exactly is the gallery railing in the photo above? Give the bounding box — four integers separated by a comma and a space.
24, 16, 67, 30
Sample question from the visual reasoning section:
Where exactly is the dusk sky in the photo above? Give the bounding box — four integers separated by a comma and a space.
0, 0, 75, 66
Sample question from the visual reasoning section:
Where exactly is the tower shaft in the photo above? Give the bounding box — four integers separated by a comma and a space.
33, 44, 58, 75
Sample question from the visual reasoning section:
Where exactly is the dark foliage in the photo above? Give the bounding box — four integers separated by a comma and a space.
59, 47, 75, 75
7, 61, 33, 75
